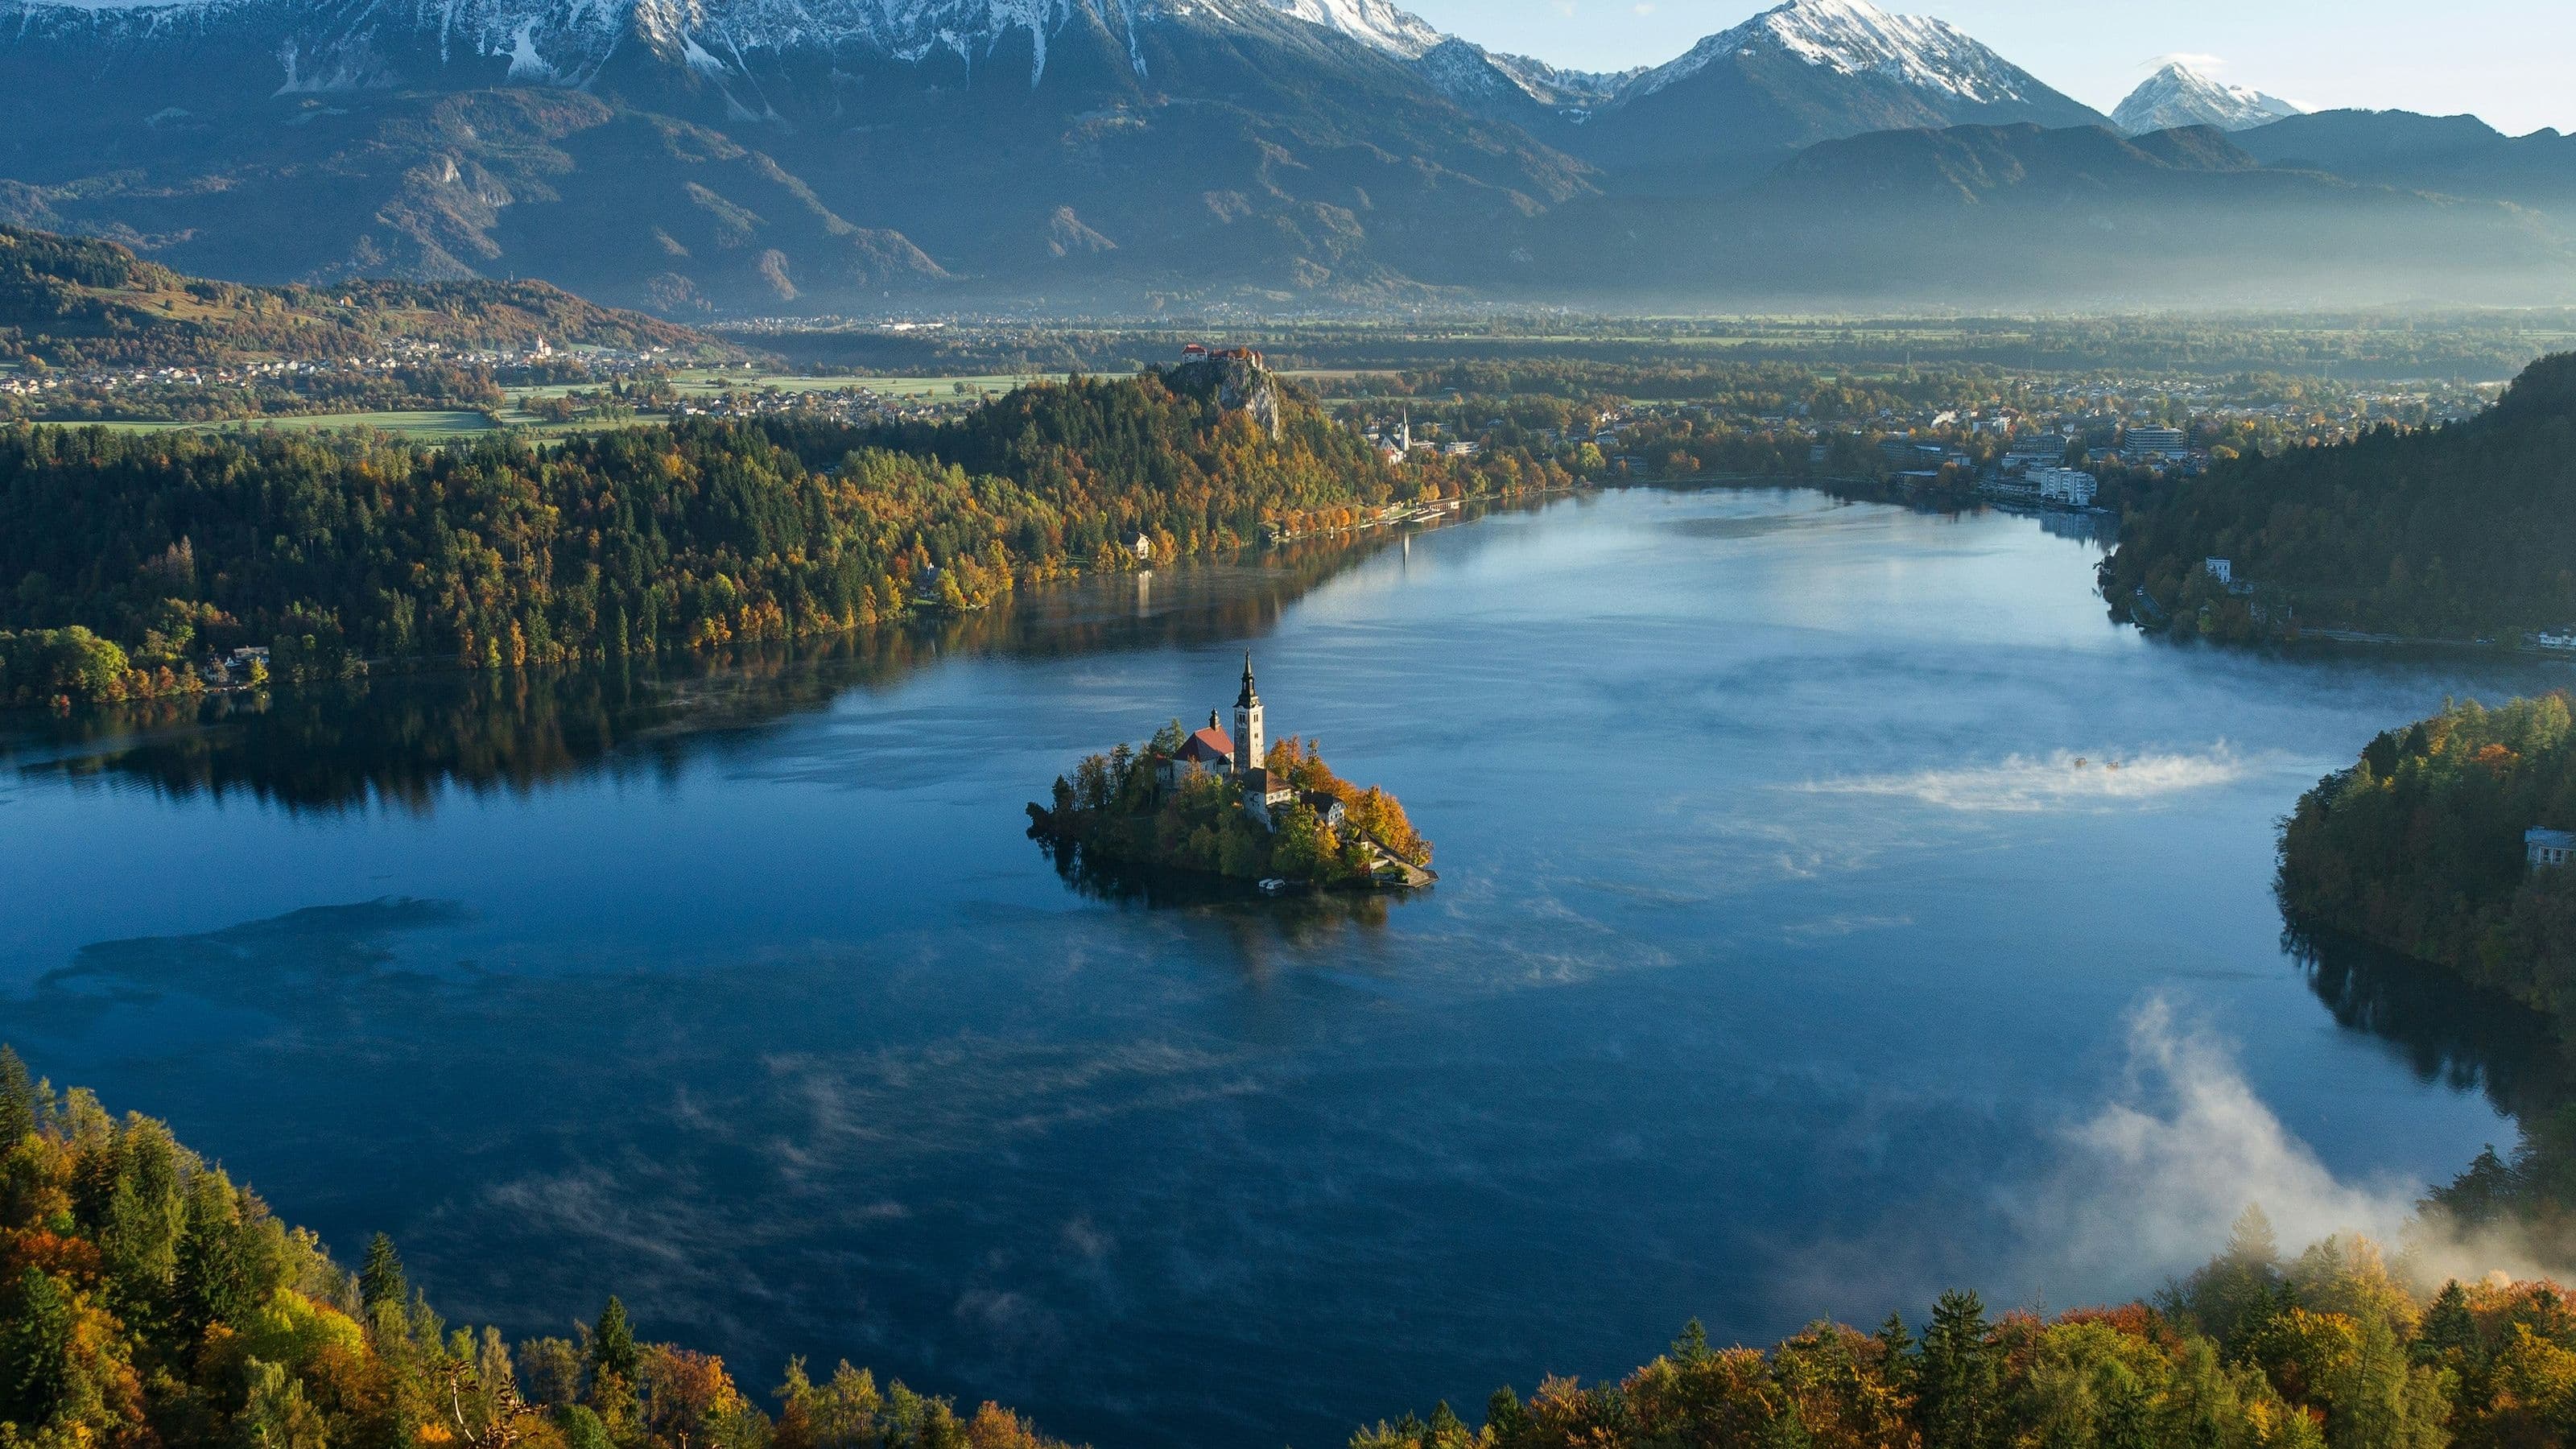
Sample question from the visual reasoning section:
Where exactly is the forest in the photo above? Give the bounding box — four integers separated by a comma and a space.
0, 365, 1562, 707
16, 1055, 2576, 1449
2274, 693, 2576, 1256
2103, 353, 2576, 642
2276, 693, 2576, 1022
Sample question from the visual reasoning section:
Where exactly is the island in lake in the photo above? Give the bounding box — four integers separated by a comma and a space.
1029, 653, 1433, 892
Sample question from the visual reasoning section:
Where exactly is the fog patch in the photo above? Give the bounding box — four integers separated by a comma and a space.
2029, 999, 2558, 1298
1794, 747, 2245, 813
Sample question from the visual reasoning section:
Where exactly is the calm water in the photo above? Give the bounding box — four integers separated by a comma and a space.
3, 487, 2570, 1447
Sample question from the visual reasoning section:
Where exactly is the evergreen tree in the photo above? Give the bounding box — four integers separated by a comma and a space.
359, 1232, 409, 1316
1484, 1385, 1530, 1440
174, 1167, 254, 1341
0, 1046, 33, 1146
590, 1295, 642, 1384
1670, 1319, 1714, 1366
0, 1265, 72, 1427
2417, 1280, 2480, 1368
1917, 1290, 2000, 1449
1875, 1311, 1918, 1394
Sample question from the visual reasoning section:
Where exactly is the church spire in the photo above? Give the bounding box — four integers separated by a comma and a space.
1232, 651, 1265, 777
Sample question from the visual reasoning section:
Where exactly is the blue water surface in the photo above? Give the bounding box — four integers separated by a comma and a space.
2, 487, 2564, 1448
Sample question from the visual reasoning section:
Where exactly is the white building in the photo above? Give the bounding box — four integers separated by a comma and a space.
2031, 468, 2097, 507
2204, 558, 2233, 586
2530, 828, 2576, 868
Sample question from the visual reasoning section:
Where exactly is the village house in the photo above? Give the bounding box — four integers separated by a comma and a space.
2529, 828, 2576, 868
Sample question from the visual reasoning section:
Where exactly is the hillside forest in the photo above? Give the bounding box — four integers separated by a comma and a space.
0, 365, 1571, 707
2103, 353, 2576, 642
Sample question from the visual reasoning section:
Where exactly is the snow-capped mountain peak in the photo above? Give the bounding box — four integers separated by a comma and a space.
1629, 0, 2046, 106
1258, 0, 1442, 60
2112, 60, 2304, 135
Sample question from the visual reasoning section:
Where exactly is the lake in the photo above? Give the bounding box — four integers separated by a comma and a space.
3, 485, 2568, 1448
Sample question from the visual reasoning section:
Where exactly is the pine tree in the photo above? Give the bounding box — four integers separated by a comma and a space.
1874, 1311, 1918, 1394
1670, 1319, 1714, 1366
1484, 1386, 1530, 1440
359, 1232, 408, 1316
589, 1296, 641, 1384
1917, 1290, 1999, 1449
0, 1046, 34, 1146
0, 1265, 72, 1426
2417, 1280, 2480, 1368
2226, 1203, 2280, 1269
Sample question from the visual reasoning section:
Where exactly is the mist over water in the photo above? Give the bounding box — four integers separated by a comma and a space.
5, 487, 2571, 1449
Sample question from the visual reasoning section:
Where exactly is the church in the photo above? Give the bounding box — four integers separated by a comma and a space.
1157, 653, 1315, 827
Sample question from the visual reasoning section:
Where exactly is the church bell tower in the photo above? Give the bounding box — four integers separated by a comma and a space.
1233, 651, 1265, 777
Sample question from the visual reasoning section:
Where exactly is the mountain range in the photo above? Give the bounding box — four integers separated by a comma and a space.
0, 0, 2570, 312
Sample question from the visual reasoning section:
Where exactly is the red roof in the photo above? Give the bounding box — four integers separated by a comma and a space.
1179, 727, 1235, 762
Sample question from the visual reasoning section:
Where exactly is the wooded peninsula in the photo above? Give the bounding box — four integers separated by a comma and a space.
2105, 353, 2576, 643
2276, 691, 2576, 1258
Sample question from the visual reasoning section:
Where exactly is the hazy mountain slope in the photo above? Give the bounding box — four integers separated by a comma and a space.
1570, 0, 2103, 183
2112, 62, 2302, 134
0, 222, 721, 365
2234, 109, 2576, 219
1518, 123, 2576, 310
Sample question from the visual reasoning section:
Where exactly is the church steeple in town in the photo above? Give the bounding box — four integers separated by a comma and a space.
1232, 650, 1265, 776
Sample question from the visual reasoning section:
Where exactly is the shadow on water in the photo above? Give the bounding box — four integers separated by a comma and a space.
2290, 921, 2576, 1130
1031, 832, 1409, 940
0, 529, 1418, 815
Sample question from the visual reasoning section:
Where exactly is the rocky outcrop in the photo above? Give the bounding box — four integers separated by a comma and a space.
1174, 352, 1282, 437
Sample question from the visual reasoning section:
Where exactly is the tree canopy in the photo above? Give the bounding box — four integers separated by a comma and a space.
2104, 353, 2576, 641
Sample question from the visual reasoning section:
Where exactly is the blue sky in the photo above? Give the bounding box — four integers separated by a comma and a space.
1397, 0, 2576, 136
